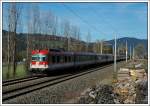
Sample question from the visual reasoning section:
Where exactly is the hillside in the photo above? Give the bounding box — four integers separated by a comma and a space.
106, 37, 148, 53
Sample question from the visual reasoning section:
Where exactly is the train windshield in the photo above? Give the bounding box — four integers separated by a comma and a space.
32, 54, 47, 61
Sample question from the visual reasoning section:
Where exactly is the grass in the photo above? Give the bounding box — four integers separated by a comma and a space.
2, 63, 28, 80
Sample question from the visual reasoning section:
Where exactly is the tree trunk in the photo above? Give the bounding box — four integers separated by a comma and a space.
26, 33, 30, 72
12, 32, 17, 77
7, 30, 10, 78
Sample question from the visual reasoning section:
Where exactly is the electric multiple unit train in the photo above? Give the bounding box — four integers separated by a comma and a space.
30, 49, 126, 73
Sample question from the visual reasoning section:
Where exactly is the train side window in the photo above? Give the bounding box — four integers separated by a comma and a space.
81, 56, 83, 61
57, 56, 60, 63
78, 56, 80, 62
65, 56, 67, 62
79, 55, 82, 62
60, 56, 64, 63
79, 56, 81, 61
69, 56, 71, 62
71, 56, 73, 62
68, 56, 69, 62
79, 56, 81, 62
76, 56, 78, 62
42, 57, 46, 61
48, 55, 52, 63
87, 56, 89, 61
86, 56, 89, 61
82, 56, 84, 61
68, 56, 71, 62
52, 56, 55, 63
70, 56, 72, 62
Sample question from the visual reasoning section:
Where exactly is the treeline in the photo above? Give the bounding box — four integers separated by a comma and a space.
2, 29, 114, 62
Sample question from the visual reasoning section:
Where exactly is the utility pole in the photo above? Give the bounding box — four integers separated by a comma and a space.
113, 45, 114, 55
118, 47, 119, 56
101, 40, 103, 54
130, 45, 131, 60
68, 36, 70, 51
133, 44, 135, 60
113, 35, 117, 80
126, 40, 128, 63
86, 43, 88, 52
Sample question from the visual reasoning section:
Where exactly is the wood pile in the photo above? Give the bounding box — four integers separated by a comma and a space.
113, 66, 148, 104
117, 68, 130, 82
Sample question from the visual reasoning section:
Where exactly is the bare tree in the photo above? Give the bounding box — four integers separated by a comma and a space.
26, 4, 33, 71
41, 10, 58, 36
41, 10, 52, 35
52, 15, 58, 35
71, 25, 78, 39
7, 15, 11, 78
62, 20, 71, 51
8, 3, 22, 77
86, 30, 91, 52
70, 25, 80, 51
31, 4, 40, 49
76, 27, 81, 42
40, 10, 59, 49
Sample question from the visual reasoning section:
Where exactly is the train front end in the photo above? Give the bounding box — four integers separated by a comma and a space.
30, 50, 49, 72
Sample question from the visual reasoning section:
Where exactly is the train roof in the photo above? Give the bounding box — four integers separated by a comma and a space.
32, 50, 49, 55
74, 52, 96, 55
32, 49, 115, 56
96, 54, 113, 56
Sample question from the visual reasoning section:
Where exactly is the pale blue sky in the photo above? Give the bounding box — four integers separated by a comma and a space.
3, 2, 148, 41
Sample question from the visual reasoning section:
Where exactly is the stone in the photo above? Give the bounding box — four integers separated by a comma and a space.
114, 99, 120, 104
89, 91, 96, 99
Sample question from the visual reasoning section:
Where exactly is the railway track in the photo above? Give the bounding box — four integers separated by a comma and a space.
2, 73, 49, 85
2, 76, 40, 86
2, 62, 120, 102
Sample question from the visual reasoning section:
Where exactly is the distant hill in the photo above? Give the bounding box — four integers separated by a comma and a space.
106, 37, 148, 53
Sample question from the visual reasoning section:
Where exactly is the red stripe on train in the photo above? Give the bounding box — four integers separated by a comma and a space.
31, 61, 48, 65
39, 61, 48, 65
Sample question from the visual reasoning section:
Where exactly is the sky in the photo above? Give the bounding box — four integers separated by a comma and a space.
2, 2, 148, 42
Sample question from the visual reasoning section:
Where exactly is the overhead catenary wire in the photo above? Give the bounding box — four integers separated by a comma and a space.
62, 4, 107, 37
90, 9, 118, 34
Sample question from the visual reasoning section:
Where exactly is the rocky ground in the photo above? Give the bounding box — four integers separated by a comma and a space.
77, 84, 115, 104
76, 79, 148, 104
76, 60, 148, 104
135, 78, 148, 104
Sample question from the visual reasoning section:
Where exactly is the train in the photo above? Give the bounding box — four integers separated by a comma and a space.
30, 49, 126, 73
